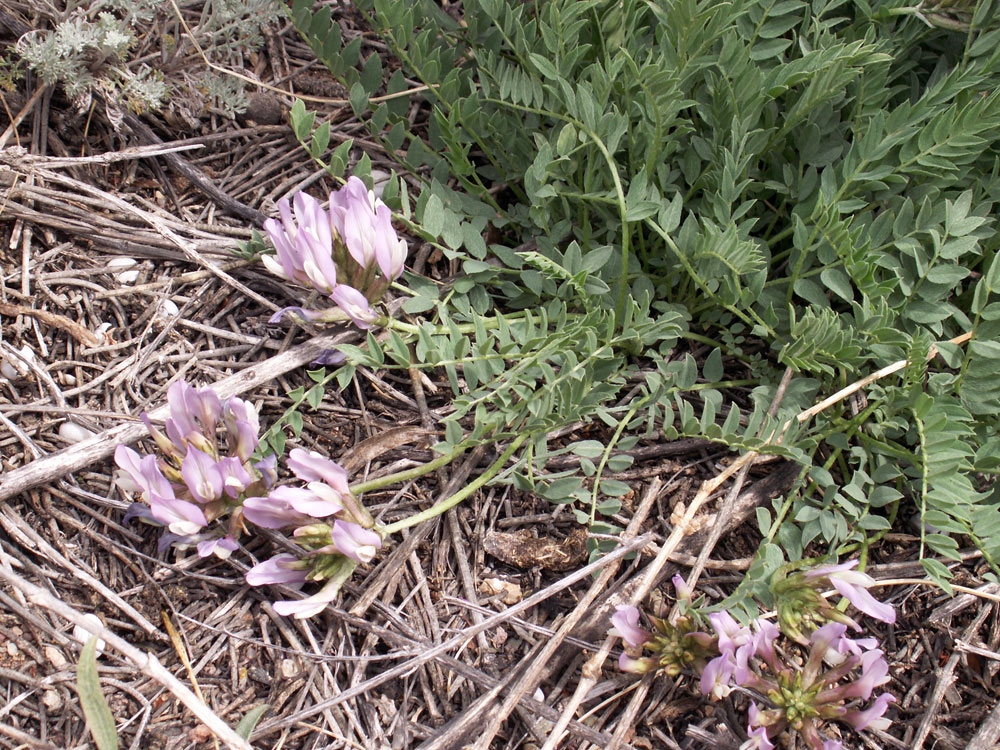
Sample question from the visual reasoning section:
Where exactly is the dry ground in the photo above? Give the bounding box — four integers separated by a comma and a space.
1, 4, 998, 749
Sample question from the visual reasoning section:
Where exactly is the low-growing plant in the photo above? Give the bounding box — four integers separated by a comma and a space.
13, 0, 282, 115
611, 567, 897, 749
277, 0, 1000, 595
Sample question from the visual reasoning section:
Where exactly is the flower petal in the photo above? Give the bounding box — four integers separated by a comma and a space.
830, 578, 896, 623
609, 605, 651, 648
246, 553, 309, 586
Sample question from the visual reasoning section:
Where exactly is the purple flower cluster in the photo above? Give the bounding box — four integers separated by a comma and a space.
775, 559, 896, 644
610, 575, 715, 676
610, 564, 897, 750
115, 380, 382, 619
701, 617, 894, 750
243, 448, 382, 618
115, 380, 273, 558
263, 177, 407, 329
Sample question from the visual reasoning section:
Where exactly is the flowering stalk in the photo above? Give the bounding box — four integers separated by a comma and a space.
610, 567, 897, 750
262, 177, 408, 330
242, 448, 382, 618
773, 559, 896, 644
114, 380, 273, 558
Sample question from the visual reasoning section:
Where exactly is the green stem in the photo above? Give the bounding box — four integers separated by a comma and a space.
479, 97, 631, 324
380, 310, 533, 337
350, 443, 468, 495
590, 401, 642, 525
379, 433, 528, 535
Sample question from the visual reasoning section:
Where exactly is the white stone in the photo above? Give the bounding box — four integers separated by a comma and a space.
59, 422, 95, 444
72, 614, 106, 656
108, 257, 140, 283
1, 345, 36, 379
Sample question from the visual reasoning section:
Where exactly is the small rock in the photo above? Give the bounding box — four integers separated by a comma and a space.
480, 577, 523, 605
280, 658, 299, 678
1, 345, 35, 380
42, 690, 62, 711
107, 257, 139, 284
44, 646, 68, 670
73, 614, 106, 656
59, 422, 95, 444
156, 299, 180, 320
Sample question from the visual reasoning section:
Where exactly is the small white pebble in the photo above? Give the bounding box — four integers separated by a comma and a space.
6, 641, 18, 657
0, 345, 36, 379
73, 614, 106, 656
42, 690, 63, 711
59, 422, 95, 444
156, 299, 180, 320
107, 257, 140, 284
44, 645, 68, 670
93, 322, 114, 346
280, 659, 299, 678
533, 688, 545, 702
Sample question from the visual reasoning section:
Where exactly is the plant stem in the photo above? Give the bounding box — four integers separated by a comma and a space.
349, 443, 468, 495
379, 433, 528, 535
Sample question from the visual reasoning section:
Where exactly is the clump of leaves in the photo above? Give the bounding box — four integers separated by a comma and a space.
285, 0, 1000, 587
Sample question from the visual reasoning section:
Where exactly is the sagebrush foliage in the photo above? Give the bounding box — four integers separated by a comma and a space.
283, 0, 1000, 589
14, 0, 282, 115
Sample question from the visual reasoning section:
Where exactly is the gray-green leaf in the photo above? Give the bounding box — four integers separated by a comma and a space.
77, 636, 118, 750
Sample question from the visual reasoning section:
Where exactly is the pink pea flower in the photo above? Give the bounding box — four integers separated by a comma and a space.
115, 447, 208, 536
197, 535, 239, 559
701, 654, 736, 699
844, 692, 895, 731
610, 605, 651, 648
260, 178, 407, 331
372, 203, 406, 279
328, 177, 406, 280
243, 485, 343, 529
263, 192, 340, 294
163, 380, 218, 454
115, 445, 171, 499
222, 396, 260, 462
842, 650, 891, 701
329, 283, 378, 329
751, 618, 780, 665
806, 560, 896, 624
323, 520, 382, 563
216, 456, 254, 498
181, 446, 224, 503
672, 574, 692, 601
287, 449, 351, 492
148, 493, 208, 537
246, 553, 309, 587
742, 704, 774, 750
709, 611, 752, 657
273, 577, 343, 619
